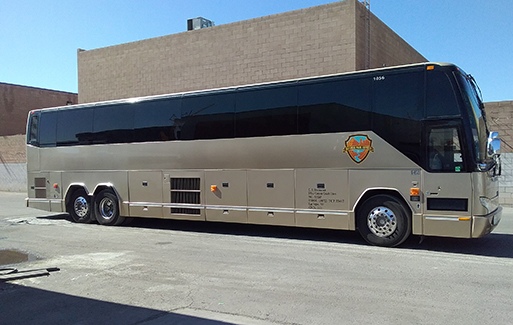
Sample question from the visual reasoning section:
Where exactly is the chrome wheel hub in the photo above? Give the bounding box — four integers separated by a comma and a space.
99, 197, 115, 220
367, 206, 397, 237
74, 197, 89, 218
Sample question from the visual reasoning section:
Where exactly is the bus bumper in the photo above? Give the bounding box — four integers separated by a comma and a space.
26, 197, 62, 213
472, 206, 502, 238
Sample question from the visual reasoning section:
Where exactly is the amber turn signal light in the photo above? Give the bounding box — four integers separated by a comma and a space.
410, 188, 420, 202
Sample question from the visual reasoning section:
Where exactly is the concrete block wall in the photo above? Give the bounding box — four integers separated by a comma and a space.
0, 83, 77, 136
485, 101, 513, 153
354, 3, 426, 70
0, 163, 26, 192
78, 0, 426, 103
485, 101, 513, 206
498, 153, 513, 206
0, 135, 26, 192
78, 1, 356, 103
0, 135, 26, 164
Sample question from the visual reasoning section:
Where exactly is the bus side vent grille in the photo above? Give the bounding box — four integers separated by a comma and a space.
34, 177, 47, 198
171, 178, 200, 191
170, 177, 201, 215
171, 207, 201, 215
171, 191, 200, 204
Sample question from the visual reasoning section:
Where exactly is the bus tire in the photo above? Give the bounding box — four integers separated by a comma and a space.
68, 189, 94, 223
94, 189, 125, 226
357, 194, 411, 247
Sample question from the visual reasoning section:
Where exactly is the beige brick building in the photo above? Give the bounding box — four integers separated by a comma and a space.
78, 0, 426, 103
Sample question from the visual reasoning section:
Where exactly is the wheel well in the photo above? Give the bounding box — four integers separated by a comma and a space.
93, 185, 121, 204
93, 185, 113, 197
65, 185, 90, 210
355, 189, 412, 220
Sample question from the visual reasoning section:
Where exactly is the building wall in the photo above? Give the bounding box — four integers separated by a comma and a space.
0, 135, 26, 192
0, 83, 77, 136
0, 134, 25, 163
484, 101, 513, 206
485, 101, 513, 154
354, 3, 426, 70
0, 84, 76, 192
78, 0, 426, 103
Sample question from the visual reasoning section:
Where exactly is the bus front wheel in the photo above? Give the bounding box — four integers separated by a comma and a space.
94, 189, 125, 226
357, 194, 411, 247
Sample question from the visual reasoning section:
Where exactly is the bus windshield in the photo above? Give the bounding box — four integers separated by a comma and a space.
456, 71, 488, 165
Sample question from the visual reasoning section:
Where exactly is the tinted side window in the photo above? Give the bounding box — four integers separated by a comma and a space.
428, 127, 464, 172
56, 108, 94, 146
181, 92, 235, 140
133, 97, 182, 142
372, 71, 423, 165
426, 71, 459, 117
297, 77, 371, 134
93, 104, 134, 144
235, 85, 297, 137
39, 111, 57, 147
27, 113, 39, 146
373, 71, 423, 120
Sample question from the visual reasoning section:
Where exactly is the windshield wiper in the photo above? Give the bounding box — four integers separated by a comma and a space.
467, 75, 485, 111
467, 74, 483, 101
467, 74, 489, 131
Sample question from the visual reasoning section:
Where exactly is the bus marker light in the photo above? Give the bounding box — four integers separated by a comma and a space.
427, 65, 435, 71
410, 188, 420, 201
210, 185, 217, 192
53, 183, 59, 189
458, 217, 471, 221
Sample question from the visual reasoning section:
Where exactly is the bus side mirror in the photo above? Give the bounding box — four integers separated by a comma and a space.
488, 132, 500, 156
488, 138, 500, 156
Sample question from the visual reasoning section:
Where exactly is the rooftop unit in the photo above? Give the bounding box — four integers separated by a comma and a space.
187, 17, 215, 31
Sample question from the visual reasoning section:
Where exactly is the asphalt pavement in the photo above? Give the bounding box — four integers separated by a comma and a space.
1, 191, 512, 324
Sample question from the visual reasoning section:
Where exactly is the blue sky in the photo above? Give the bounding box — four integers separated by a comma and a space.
1, 0, 511, 102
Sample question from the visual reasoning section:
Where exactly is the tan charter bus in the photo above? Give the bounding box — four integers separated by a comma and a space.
26, 63, 502, 247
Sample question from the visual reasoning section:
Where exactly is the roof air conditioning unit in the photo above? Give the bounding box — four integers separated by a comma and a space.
187, 17, 215, 31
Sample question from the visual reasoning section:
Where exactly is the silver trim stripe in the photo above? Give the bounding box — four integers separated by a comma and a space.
128, 202, 350, 216
425, 216, 462, 222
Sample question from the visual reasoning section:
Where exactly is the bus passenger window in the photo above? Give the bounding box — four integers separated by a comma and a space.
428, 127, 463, 172
27, 114, 39, 146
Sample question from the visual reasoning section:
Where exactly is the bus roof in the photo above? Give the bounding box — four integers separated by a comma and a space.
34, 62, 458, 113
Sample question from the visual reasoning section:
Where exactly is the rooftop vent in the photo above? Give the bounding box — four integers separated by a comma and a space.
187, 17, 215, 31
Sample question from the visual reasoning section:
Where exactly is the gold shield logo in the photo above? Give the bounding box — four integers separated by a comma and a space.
343, 134, 374, 164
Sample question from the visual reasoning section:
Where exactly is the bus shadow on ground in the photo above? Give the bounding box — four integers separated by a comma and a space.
127, 217, 513, 259
404, 233, 513, 258
0, 283, 230, 325
36, 214, 513, 259
129, 217, 365, 244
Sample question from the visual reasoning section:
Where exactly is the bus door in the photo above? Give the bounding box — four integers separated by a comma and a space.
421, 121, 473, 238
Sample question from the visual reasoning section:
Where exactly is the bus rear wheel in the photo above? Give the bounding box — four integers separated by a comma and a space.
68, 189, 93, 223
94, 189, 125, 226
357, 194, 411, 247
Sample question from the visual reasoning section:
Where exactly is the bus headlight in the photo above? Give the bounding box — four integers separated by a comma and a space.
479, 197, 493, 214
